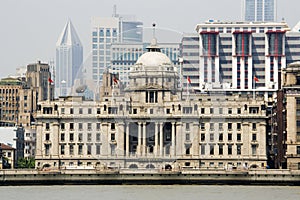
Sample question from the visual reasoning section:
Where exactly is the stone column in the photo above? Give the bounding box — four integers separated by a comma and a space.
160, 122, 163, 156
143, 122, 147, 156
171, 122, 176, 156
118, 122, 125, 156
126, 123, 130, 157
155, 122, 159, 156
138, 122, 142, 156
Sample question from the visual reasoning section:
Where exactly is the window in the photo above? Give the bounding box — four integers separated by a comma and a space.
252, 133, 257, 141
60, 145, 65, 155
46, 123, 50, 130
237, 123, 241, 130
201, 144, 205, 155
78, 144, 83, 155
45, 133, 50, 141
87, 133, 92, 142
96, 145, 101, 155
186, 123, 190, 131
201, 108, 205, 114
201, 133, 205, 141
61, 108, 65, 114
219, 123, 223, 130
228, 133, 232, 141
69, 144, 74, 155
297, 146, 300, 155
88, 108, 92, 114
45, 144, 50, 156
111, 133, 116, 141
96, 133, 101, 142
210, 133, 214, 141
186, 133, 190, 141
60, 123, 65, 130
209, 123, 214, 131
79, 108, 83, 114
70, 108, 73, 114
252, 123, 257, 130
219, 108, 223, 114
228, 123, 232, 130
70, 123, 74, 130
228, 144, 232, 155
111, 123, 115, 130
70, 133, 74, 141
97, 108, 101, 114
237, 108, 241, 114
228, 108, 232, 114
210, 145, 214, 155
78, 133, 83, 142
210, 108, 214, 114
237, 144, 241, 155
96, 123, 101, 130
219, 133, 223, 141
297, 132, 300, 142
219, 145, 223, 155
61, 133, 65, 141
86, 123, 91, 130
87, 145, 92, 155
252, 145, 257, 155
237, 133, 241, 141
201, 123, 205, 130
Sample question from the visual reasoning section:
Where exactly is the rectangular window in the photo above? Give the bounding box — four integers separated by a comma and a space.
186, 133, 190, 141
87, 133, 92, 142
201, 145, 205, 155
219, 123, 223, 130
70, 123, 74, 130
111, 123, 115, 130
297, 132, 300, 142
70, 133, 74, 141
228, 133, 232, 141
87, 123, 92, 130
96, 123, 101, 130
78, 123, 83, 130
201, 108, 205, 114
61, 108, 65, 114
97, 108, 101, 114
237, 144, 242, 155
219, 145, 223, 155
228, 144, 232, 155
96, 145, 101, 155
96, 133, 101, 142
210, 108, 214, 114
228, 123, 232, 130
78, 144, 83, 155
45, 144, 50, 156
61, 133, 65, 141
60, 123, 65, 130
237, 108, 241, 114
78, 133, 83, 142
88, 108, 92, 114
186, 123, 190, 131
297, 146, 300, 155
69, 144, 74, 155
252, 123, 257, 130
201, 123, 205, 130
237, 123, 241, 130
252, 145, 257, 155
210, 123, 214, 131
60, 145, 65, 155
219, 108, 223, 114
228, 108, 232, 114
45, 133, 50, 141
201, 133, 205, 141
219, 133, 223, 141
70, 108, 73, 114
111, 133, 116, 141
87, 145, 92, 155
210, 133, 214, 141
210, 145, 214, 155
79, 108, 83, 114
45, 123, 50, 130
237, 133, 241, 141
252, 133, 257, 141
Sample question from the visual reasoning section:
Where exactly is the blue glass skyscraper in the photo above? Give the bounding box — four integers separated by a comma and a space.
243, 0, 276, 22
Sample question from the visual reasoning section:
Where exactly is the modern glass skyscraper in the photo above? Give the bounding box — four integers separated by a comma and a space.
243, 0, 276, 22
56, 20, 83, 97
91, 15, 143, 86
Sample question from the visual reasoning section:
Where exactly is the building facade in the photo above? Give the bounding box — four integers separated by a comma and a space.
35, 41, 268, 170
243, 0, 276, 22
91, 15, 143, 86
192, 21, 300, 96
56, 20, 83, 97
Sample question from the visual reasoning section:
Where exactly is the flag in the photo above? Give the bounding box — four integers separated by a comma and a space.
48, 77, 54, 83
113, 76, 119, 84
187, 76, 191, 84
254, 76, 259, 82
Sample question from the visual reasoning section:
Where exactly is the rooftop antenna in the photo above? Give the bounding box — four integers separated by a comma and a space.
152, 23, 156, 38
113, 5, 117, 17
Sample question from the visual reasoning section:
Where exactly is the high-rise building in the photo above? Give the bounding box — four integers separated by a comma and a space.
243, 0, 276, 22
91, 14, 142, 86
56, 20, 83, 97
190, 21, 300, 99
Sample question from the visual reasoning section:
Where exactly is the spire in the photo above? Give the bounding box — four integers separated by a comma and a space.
146, 23, 160, 52
56, 20, 82, 47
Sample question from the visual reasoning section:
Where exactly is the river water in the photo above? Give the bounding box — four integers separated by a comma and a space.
1, 185, 299, 200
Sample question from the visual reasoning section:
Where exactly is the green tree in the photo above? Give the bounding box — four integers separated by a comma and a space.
17, 157, 35, 168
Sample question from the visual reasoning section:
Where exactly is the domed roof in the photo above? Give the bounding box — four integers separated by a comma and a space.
136, 51, 172, 67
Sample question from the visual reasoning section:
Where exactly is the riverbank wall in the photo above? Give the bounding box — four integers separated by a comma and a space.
0, 169, 299, 186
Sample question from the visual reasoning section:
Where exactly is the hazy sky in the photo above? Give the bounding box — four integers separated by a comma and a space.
0, 0, 299, 77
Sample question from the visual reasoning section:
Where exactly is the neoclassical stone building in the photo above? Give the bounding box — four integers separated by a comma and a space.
35, 39, 268, 170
